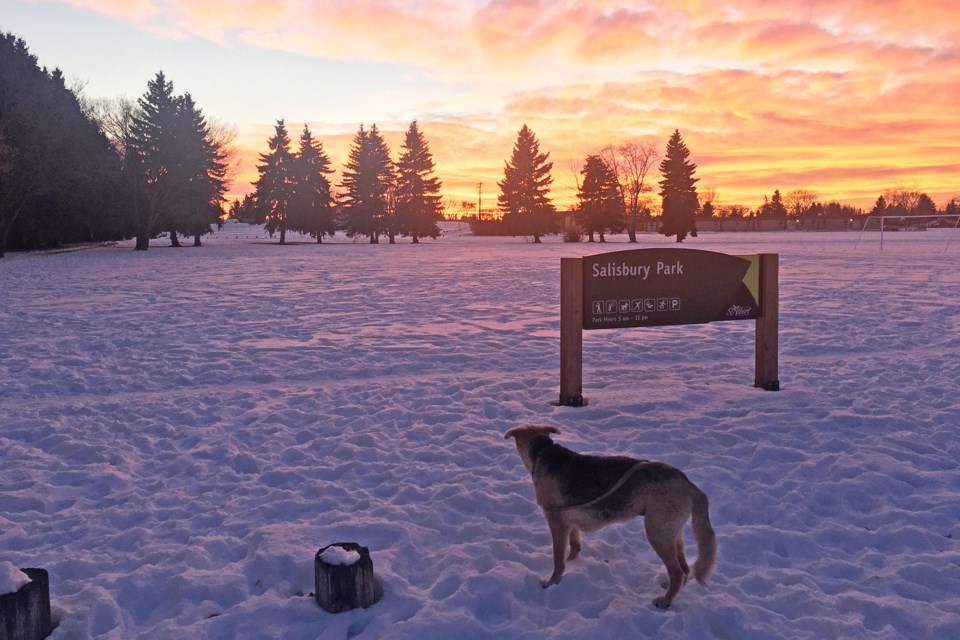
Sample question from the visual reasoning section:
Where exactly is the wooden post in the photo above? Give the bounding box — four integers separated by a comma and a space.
315, 543, 383, 613
559, 258, 584, 406
755, 253, 780, 390
0, 568, 52, 640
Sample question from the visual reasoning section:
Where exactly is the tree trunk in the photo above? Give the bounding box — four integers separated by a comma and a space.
193, 233, 202, 247
628, 222, 637, 243
169, 230, 181, 247
280, 226, 286, 245
412, 235, 419, 244
0, 199, 30, 258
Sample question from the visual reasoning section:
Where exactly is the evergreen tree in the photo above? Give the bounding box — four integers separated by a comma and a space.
944, 198, 959, 219
340, 124, 395, 243
575, 155, 625, 242
870, 194, 887, 217
759, 189, 787, 217
289, 125, 337, 243
172, 93, 229, 246
915, 193, 937, 217
252, 119, 295, 244
1, 32, 122, 256
497, 124, 557, 243
658, 129, 699, 242
128, 71, 182, 249
395, 120, 442, 243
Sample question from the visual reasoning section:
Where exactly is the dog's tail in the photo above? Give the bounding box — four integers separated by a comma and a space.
690, 484, 717, 585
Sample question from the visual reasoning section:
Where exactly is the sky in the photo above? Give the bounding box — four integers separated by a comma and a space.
4, 0, 960, 212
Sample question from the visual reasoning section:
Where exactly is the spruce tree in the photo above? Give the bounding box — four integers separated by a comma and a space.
760, 189, 787, 217
576, 155, 625, 242
870, 195, 887, 217
658, 129, 699, 242
1, 33, 121, 256
289, 125, 336, 243
172, 93, 229, 246
395, 121, 442, 243
497, 124, 556, 243
128, 71, 181, 249
340, 124, 395, 243
252, 119, 295, 244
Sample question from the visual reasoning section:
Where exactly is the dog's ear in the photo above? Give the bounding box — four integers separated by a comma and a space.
504, 425, 560, 440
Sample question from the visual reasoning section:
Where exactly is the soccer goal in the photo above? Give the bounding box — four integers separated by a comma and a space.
854, 214, 960, 251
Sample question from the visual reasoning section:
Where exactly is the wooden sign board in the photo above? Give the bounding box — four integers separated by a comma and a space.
560, 249, 779, 406
583, 249, 761, 329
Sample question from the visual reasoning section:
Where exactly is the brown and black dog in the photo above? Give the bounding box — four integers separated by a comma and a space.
504, 425, 716, 608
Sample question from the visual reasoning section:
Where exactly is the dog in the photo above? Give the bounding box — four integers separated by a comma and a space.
504, 425, 716, 608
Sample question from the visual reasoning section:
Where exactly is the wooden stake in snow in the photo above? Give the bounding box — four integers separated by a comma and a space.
0, 568, 53, 640
314, 543, 383, 613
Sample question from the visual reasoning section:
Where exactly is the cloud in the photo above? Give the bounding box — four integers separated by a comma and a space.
54, 0, 157, 21
44, 0, 960, 207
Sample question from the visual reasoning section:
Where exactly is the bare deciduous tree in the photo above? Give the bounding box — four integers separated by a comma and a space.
784, 189, 817, 217
882, 185, 923, 214
600, 139, 658, 242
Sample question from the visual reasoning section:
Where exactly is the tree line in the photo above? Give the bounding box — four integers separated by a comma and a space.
0, 33, 230, 256
479, 126, 700, 243
232, 119, 444, 244
4, 30, 959, 257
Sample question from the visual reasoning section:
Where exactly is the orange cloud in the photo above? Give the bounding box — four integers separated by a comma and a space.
42, 0, 960, 209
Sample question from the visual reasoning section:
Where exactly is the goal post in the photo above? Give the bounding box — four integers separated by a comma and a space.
854, 214, 960, 251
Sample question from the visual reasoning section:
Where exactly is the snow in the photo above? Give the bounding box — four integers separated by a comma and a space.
320, 547, 361, 567
0, 561, 31, 595
1, 225, 959, 639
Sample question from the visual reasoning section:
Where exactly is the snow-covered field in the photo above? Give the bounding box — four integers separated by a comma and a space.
1, 225, 959, 639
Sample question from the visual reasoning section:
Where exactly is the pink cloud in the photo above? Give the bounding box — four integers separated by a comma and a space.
40, 0, 960, 208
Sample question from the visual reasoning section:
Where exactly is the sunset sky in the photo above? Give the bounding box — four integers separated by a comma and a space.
5, 0, 959, 212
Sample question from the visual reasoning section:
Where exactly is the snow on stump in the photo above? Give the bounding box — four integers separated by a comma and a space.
0, 568, 53, 640
314, 543, 383, 613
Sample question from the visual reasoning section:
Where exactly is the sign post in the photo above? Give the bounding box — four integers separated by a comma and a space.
559, 249, 779, 406
754, 253, 779, 391
559, 258, 584, 406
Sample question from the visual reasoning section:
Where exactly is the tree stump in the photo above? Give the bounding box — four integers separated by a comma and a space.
314, 543, 383, 613
0, 568, 53, 640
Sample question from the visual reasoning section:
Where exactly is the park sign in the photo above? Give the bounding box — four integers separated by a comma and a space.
583, 249, 761, 330
560, 248, 779, 406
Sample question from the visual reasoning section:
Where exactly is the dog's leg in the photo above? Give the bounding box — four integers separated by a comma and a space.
646, 516, 686, 609
542, 511, 569, 587
676, 534, 690, 585
567, 527, 582, 561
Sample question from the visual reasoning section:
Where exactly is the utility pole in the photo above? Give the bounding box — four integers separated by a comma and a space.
477, 183, 482, 219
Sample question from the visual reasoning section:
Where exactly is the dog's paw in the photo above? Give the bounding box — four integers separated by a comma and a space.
652, 596, 672, 609
540, 576, 562, 588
